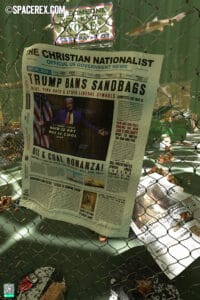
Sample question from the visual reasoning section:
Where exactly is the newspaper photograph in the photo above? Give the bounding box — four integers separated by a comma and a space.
131, 172, 200, 278
21, 43, 163, 237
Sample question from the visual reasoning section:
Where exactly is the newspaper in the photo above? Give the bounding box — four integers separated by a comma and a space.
131, 172, 200, 278
20, 43, 163, 237
49, 2, 114, 48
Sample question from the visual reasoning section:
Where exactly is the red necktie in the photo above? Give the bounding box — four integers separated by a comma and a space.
66, 112, 71, 124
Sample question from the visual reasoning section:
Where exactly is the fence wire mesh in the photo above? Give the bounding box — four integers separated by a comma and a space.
0, 0, 200, 299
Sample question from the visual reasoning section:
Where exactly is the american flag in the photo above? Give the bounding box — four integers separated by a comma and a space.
33, 93, 53, 148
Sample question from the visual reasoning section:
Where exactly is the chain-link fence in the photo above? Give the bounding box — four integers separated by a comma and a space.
0, 0, 200, 299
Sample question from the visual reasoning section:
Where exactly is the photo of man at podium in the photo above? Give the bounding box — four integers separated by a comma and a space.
49, 96, 113, 160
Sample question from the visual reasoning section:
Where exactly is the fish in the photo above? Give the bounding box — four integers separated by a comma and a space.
126, 11, 193, 36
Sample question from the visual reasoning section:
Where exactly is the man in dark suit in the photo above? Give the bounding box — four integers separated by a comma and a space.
51, 97, 109, 157
54, 97, 108, 136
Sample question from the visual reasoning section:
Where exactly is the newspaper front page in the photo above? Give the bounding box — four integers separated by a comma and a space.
131, 172, 200, 278
21, 43, 163, 237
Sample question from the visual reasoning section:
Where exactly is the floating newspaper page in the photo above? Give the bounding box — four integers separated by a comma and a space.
131, 172, 200, 278
21, 43, 163, 237
50, 2, 114, 47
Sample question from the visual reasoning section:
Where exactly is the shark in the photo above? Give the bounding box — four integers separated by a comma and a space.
126, 11, 193, 36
